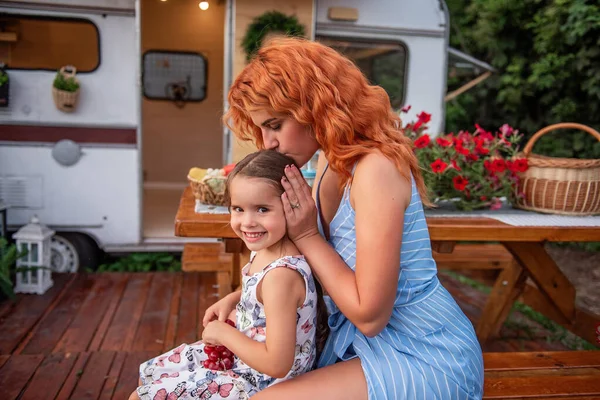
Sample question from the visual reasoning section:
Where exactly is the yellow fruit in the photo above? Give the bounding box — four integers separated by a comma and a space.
188, 167, 207, 181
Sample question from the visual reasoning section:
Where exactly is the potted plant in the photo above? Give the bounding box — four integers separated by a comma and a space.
403, 107, 529, 211
0, 65, 9, 108
52, 65, 80, 113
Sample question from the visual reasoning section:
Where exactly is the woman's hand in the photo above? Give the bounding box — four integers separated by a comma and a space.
281, 164, 320, 243
202, 291, 240, 327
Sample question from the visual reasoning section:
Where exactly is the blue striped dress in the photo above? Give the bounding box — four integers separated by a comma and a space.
316, 163, 484, 399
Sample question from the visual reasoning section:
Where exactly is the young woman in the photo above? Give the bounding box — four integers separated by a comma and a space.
224, 37, 484, 399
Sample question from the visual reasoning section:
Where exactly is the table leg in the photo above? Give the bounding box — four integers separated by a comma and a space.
476, 259, 528, 342
224, 238, 250, 291
503, 242, 575, 325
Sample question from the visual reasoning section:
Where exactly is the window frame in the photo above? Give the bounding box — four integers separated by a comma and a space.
141, 49, 209, 103
0, 13, 102, 73
316, 36, 409, 109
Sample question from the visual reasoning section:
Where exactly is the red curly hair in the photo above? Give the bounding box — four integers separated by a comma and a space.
224, 37, 430, 205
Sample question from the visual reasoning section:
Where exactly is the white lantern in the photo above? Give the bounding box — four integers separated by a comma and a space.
12, 216, 55, 295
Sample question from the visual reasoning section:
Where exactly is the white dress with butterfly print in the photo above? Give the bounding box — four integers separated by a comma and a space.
136, 255, 318, 400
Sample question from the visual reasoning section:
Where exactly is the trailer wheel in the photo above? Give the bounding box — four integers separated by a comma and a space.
51, 233, 102, 272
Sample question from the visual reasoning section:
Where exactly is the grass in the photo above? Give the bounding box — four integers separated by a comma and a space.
442, 270, 598, 351
92, 252, 182, 273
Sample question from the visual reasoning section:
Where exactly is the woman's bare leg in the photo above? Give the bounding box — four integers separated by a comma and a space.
252, 358, 368, 400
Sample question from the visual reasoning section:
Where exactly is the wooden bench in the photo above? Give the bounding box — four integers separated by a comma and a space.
182, 243, 234, 299
483, 351, 600, 399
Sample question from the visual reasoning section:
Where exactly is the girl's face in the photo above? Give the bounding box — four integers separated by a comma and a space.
248, 109, 319, 167
229, 176, 287, 252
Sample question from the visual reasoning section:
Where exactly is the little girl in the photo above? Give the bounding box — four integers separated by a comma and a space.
131, 150, 328, 400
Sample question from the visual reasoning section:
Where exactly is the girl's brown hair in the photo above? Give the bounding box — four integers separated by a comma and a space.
224, 150, 330, 354
224, 36, 431, 206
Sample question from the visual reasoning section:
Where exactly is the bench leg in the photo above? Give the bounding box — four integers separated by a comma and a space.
476, 260, 527, 342
216, 271, 232, 299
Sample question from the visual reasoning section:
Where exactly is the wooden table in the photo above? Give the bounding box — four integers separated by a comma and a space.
175, 187, 600, 344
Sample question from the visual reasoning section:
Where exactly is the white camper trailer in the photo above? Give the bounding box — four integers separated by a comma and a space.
0, 0, 491, 272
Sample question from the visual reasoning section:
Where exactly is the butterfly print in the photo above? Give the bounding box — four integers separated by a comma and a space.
249, 326, 266, 339
295, 340, 312, 357
300, 319, 313, 334
153, 382, 187, 400
167, 344, 186, 364
252, 304, 266, 326
192, 380, 234, 399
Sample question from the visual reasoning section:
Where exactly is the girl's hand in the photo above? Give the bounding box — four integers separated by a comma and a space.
202, 320, 227, 345
281, 164, 320, 243
202, 291, 239, 327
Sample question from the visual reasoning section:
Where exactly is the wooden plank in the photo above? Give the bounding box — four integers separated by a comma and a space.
69, 351, 115, 400
55, 352, 91, 400
174, 272, 200, 346
0, 273, 73, 354
0, 354, 44, 400
101, 273, 153, 351
483, 375, 600, 398
112, 351, 154, 400
434, 243, 513, 270
53, 274, 127, 353
132, 273, 176, 352
20, 352, 79, 400
162, 273, 183, 352
0, 354, 10, 368
19, 274, 95, 355
176, 187, 600, 242
484, 351, 600, 371
198, 272, 218, 338
88, 274, 131, 351
504, 242, 576, 324
98, 351, 127, 400
476, 260, 527, 342
520, 284, 600, 348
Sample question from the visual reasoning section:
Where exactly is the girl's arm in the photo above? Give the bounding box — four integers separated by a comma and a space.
203, 267, 305, 378
281, 154, 409, 337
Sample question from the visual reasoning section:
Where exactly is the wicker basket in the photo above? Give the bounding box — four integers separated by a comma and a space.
514, 122, 600, 216
52, 66, 80, 113
188, 175, 227, 206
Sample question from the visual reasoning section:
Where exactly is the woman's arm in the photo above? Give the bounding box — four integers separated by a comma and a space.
281, 154, 409, 337
203, 268, 304, 378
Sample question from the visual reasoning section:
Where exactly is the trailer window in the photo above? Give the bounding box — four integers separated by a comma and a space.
0, 14, 100, 72
317, 38, 407, 110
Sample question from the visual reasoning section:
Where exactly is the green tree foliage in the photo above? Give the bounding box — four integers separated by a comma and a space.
446, 0, 600, 159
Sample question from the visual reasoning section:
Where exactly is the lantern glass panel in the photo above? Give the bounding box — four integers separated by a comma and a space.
21, 243, 29, 263
31, 243, 39, 263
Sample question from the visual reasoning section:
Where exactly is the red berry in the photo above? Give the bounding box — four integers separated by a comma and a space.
221, 349, 233, 359
208, 352, 219, 362
208, 361, 218, 370
203, 360, 212, 369
204, 345, 215, 355
222, 358, 233, 370
215, 345, 226, 353
225, 319, 236, 327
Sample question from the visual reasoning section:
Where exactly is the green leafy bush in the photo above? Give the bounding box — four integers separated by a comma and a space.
97, 252, 181, 273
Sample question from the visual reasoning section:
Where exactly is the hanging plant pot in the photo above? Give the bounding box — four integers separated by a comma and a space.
0, 68, 9, 108
52, 65, 80, 113
241, 11, 306, 61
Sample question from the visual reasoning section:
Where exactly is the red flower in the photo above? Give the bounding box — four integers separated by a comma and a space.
414, 134, 431, 148
480, 196, 488, 201
401, 105, 412, 113
484, 160, 495, 173
436, 137, 453, 147
417, 112, 432, 124
512, 158, 528, 172
413, 120, 424, 131
451, 160, 461, 171
492, 159, 506, 173
453, 176, 469, 191
455, 144, 470, 155
430, 159, 448, 173
467, 153, 479, 162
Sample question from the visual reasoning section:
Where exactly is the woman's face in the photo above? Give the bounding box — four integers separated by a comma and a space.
248, 109, 319, 167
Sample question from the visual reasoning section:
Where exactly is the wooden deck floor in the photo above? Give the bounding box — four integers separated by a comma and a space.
0, 271, 582, 399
